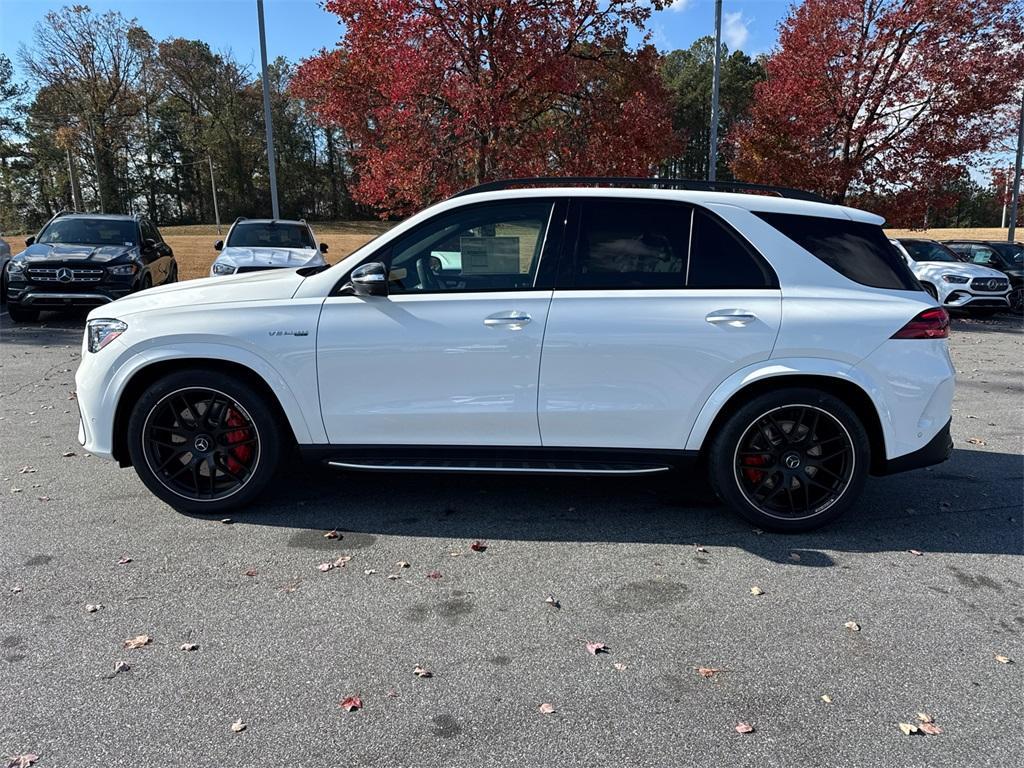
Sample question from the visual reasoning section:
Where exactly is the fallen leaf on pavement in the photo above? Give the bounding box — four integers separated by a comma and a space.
6, 754, 40, 768
821, 695, 833, 704
844, 621, 861, 632
696, 667, 724, 678
113, 660, 130, 674
396, 561, 410, 569
538, 702, 555, 714
750, 586, 765, 596
908, 549, 923, 556
470, 541, 487, 552
230, 718, 246, 733
339, 696, 362, 712
117, 556, 132, 565
334, 556, 352, 567
898, 722, 919, 736
544, 594, 561, 609
180, 643, 199, 652
613, 662, 627, 671
85, 604, 102, 613
317, 562, 334, 572
735, 722, 754, 734
426, 570, 442, 580
123, 635, 151, 649
586, 642, 609, 655
323, 530, 340, 539
916, 712, 933, 724
413, 665, 432, 678
995, 654, 1012, 664
61, 451, 75, 458
966, 437, 986, 446
244, 569, 258, 577
919, 722, 943, 735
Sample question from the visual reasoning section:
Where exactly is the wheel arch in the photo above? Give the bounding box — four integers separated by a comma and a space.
111, 357, 297, 467
687, 371, 887, 475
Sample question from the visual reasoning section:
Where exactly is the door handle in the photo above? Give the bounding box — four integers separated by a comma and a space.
484, 311, 531, 328
706, 310, 757, 326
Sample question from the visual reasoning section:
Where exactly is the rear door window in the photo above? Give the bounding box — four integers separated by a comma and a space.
755, 212, 918, 290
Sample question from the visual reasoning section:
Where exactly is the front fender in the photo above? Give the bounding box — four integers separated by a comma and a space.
80, 338, 324, 458
683, 357, 889, 454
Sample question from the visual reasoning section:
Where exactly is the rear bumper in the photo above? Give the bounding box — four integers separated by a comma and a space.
874, 418, 952, 475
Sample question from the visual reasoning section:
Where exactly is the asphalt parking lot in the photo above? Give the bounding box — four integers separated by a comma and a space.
2, 309, 1022, 768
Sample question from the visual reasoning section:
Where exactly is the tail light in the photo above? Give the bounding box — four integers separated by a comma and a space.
891, 308, 949, 339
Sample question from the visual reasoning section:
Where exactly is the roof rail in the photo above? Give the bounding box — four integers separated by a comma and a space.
451, 177, 828, 203
233, 217, 247, 224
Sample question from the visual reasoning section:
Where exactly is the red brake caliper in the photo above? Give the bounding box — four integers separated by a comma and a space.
223, 408, 252, 474
743, 454, 766, 483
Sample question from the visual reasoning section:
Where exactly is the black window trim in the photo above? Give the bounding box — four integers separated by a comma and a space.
331, 197, 568, 296
555, 197, 779, 291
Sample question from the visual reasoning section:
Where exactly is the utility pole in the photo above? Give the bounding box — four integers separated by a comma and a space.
257, 0, 280, 219
1001, 166, 1011, 229
708, 0, 723, 182
1008, 87, 1023, 242
208, 156, 221, 235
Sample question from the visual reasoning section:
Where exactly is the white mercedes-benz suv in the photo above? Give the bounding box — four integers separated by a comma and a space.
210, 218, 328, 276
890, 237, 1010, 316
75, 178, 955, 532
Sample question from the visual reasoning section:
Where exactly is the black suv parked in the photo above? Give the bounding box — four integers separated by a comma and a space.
943, 240, 1024, 312
4, 212, 177, 322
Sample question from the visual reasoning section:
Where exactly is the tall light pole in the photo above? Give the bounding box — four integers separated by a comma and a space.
1008, 87, 1023, 242
257, 0, 280, 219
708, 0, 723, 182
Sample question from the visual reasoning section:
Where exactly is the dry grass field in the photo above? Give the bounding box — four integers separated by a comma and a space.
2, 224, 1018, 283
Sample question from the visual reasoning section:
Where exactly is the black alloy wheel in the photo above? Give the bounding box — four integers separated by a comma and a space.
734, 404, 854, 519
142, 387, 260, 502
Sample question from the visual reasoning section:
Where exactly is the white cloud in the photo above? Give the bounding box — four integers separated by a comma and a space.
669, 0, 694, 12
722, 10, 750, 51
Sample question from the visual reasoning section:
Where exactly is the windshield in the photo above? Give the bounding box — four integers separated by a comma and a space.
990, 243, 1024, 265
901, 240, 958, 263
227, 222, 315, 249
38, 218, 138, 246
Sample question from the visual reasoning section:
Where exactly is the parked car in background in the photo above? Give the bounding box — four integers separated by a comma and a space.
75, 177, 954, 532
0, 233, 11, 304
943, 240, 1024, 312
210, 218, 328, 276
890, 238, 1010, 316
5, 212, 176, 323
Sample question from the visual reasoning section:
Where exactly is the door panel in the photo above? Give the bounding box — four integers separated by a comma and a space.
538, 289, 781, 449
317, 292, 552, 445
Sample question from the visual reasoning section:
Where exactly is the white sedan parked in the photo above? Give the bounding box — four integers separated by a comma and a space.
891, 238, 1010, 316
210, 218, 328, 276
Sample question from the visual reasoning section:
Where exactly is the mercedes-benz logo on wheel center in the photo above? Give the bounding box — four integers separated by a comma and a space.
193, 436, 210, 453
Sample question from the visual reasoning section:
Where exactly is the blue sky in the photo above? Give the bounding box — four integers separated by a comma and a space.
0, 0, 794, 79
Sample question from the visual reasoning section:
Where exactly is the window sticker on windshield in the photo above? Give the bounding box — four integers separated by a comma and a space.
459, 237, 519, 274
125, 242, 133, 246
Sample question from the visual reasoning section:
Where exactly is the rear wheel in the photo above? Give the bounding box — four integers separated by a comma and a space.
127, 370, 282, 514
708, 388, 870, 532
7, 303, 39, 323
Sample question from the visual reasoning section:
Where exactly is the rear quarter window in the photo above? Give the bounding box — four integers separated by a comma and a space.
755, 212, 919, 290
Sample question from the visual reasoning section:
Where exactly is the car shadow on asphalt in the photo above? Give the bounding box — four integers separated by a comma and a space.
205, 447, 1023, 565
0, 309, 87, 347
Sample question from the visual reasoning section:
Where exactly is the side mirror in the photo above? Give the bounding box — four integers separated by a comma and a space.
25, 236, 35, 247
346, 262, 388, 297
143, 238, 157, 251
319, 242, 329, 254
214, 240, 223, 251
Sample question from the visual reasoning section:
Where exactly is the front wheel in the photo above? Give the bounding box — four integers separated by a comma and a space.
708, 388, 870, 532
127, 370, 282, 514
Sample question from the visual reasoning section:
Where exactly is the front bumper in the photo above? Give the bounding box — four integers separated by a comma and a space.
875, 418, 952, 475
7, 278, 134, 309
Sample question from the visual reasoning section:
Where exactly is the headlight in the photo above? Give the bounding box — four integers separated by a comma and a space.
107, 263, 138, 276
87, 318, 127, 353
941, 274, 969, 284
212, 262, 236, 275
7, 259, 24, 275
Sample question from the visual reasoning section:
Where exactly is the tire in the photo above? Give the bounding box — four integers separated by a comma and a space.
921, 282, 938, 300
7, 303, 39, 323
167, 263, 178, 284
126, 369, 283, 514
139, 273, 153, 292
708, 387, 870, 532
